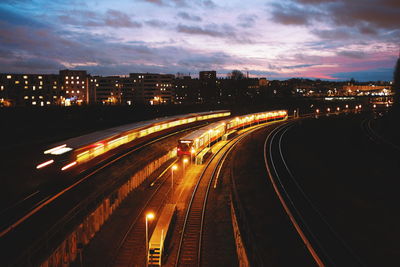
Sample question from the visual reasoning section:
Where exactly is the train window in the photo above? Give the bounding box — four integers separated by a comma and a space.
178, 141, 191, 152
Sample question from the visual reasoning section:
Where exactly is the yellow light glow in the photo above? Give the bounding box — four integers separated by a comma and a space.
146, 213, 155, 220
172, 165, 178, 171
183, 158, 188, 163
36, 159, 54, 169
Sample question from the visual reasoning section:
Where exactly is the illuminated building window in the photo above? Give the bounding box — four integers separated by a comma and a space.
40, 81, 43, 85
24, 96, 28, 99
66, 81, 69, 84
39, 86, 42, 89
24, 86, 28, 89
71, 81, 74, 84
7, 75, 12, 79
53, 86, 57, 89
32, 96, 34, 99
15, 81, 20, 84
71, 76, 74, 79
53, 96, 57, 98
82, 86, 85, 89
66, 76, 69, 79
23, 75, 28, 79
39, 96, 43, 99
46, 101, 50, 104
76, 76, 79, 79
72, 91, 74, 93
1, 86, 4, 90
54, 81, 57, 85
38, 76, 42, 79
33, 86, 36, 90
32, 101, 36, 105
25, 81, 28, 84
66, 91, 69, 93
77, 90, 80, 93
77, 81, 80, 84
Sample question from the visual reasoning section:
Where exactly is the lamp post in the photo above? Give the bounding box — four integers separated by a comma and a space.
183, 158, 188, 174
171, 165, 177, 192
145, 212, 155, 267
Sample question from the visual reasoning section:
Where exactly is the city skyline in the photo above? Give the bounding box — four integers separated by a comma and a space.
0, 0, 399, 81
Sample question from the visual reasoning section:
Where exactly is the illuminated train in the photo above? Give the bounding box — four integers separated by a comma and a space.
35, 110, 230, 174
177, 110, 288, 157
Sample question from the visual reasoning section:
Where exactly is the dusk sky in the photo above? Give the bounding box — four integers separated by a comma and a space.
0, 0, 399, 81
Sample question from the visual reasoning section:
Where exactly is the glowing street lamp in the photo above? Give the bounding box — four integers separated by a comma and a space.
316, 109, 320, 114
145, 212, 155, 266
327, 108, 331, 112
190, 148, 195, 164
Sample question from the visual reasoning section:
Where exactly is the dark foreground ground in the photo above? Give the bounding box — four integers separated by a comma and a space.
281, 112, 400, 266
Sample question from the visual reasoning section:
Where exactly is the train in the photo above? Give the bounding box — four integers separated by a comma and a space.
35, 110, 230, 175
148, 204, 177, 266
177, 110, 288, 157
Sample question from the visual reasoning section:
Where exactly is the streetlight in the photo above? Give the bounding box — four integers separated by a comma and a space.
316, 109, 320, 114
190, 148, 195, 164
145, 212, 155, 266
327, 108, 330, 112
183, 158, 188, 174
171, 165, 177, 191
345, 104, 349, 109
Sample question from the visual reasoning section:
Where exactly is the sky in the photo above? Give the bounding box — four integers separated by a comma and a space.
0, 0, 399, 81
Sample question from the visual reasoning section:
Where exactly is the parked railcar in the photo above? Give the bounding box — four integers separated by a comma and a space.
177, 110, 287, 157
35, 110, 230, 174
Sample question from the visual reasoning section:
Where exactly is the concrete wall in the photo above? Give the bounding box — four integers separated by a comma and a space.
39, 149, 176, 267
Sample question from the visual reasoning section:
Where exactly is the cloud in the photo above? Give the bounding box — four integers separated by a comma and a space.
59, 9, 141, 28
272, 0, 400, 38
237, 14, 257, 28
177, 12, 202, 22
145, 19, 167, 28
336, 50, 366, 59
331, 67, 394, 81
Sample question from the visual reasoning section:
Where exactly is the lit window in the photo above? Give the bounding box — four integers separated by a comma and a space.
77, 90, 80, 93
82, 86, 84, 89
54, 81, 57, 85
39, 86, 42, 89
23, 75, 28, 79
66, 81, 69, 84
66, 91, 69, 93
53, 86, 57, 89
40, 81, 43, 85
33, 86, 36, 90
15, 81, 20, 84
24, 86, 28, 89
46, 101, 50, 105
32, 101, 36, 105
6, 75, 12, 79
39, 96, 43, 99
71, 76, 74, 79
71, 81, 74, 84
72, 91, 74, 93
76, 76, 79, 79
32, 96, 34, 99
25, 81, 28, 84
53, 96, 57, 98
38, 76, 42, 79
0, 86, 3, 90
66, 76, 69, 79
24, 96, 28, 99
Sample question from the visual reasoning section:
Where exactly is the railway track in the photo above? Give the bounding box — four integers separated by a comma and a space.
112, 161, 177, 267
264, 121, 364, 266
175, 124, 267, 267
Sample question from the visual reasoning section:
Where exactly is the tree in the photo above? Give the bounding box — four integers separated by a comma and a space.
394, 56, 400, 107
229, 70, 244, 80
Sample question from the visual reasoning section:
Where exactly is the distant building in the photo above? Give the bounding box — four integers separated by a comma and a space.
93, 76, 136, 105
129, 73, 174, 105
342, 84, 393, 96
0, 73, 62, 107
173, 76, 201, 104
199, 71, 217, 103
59, 69, 89, 106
